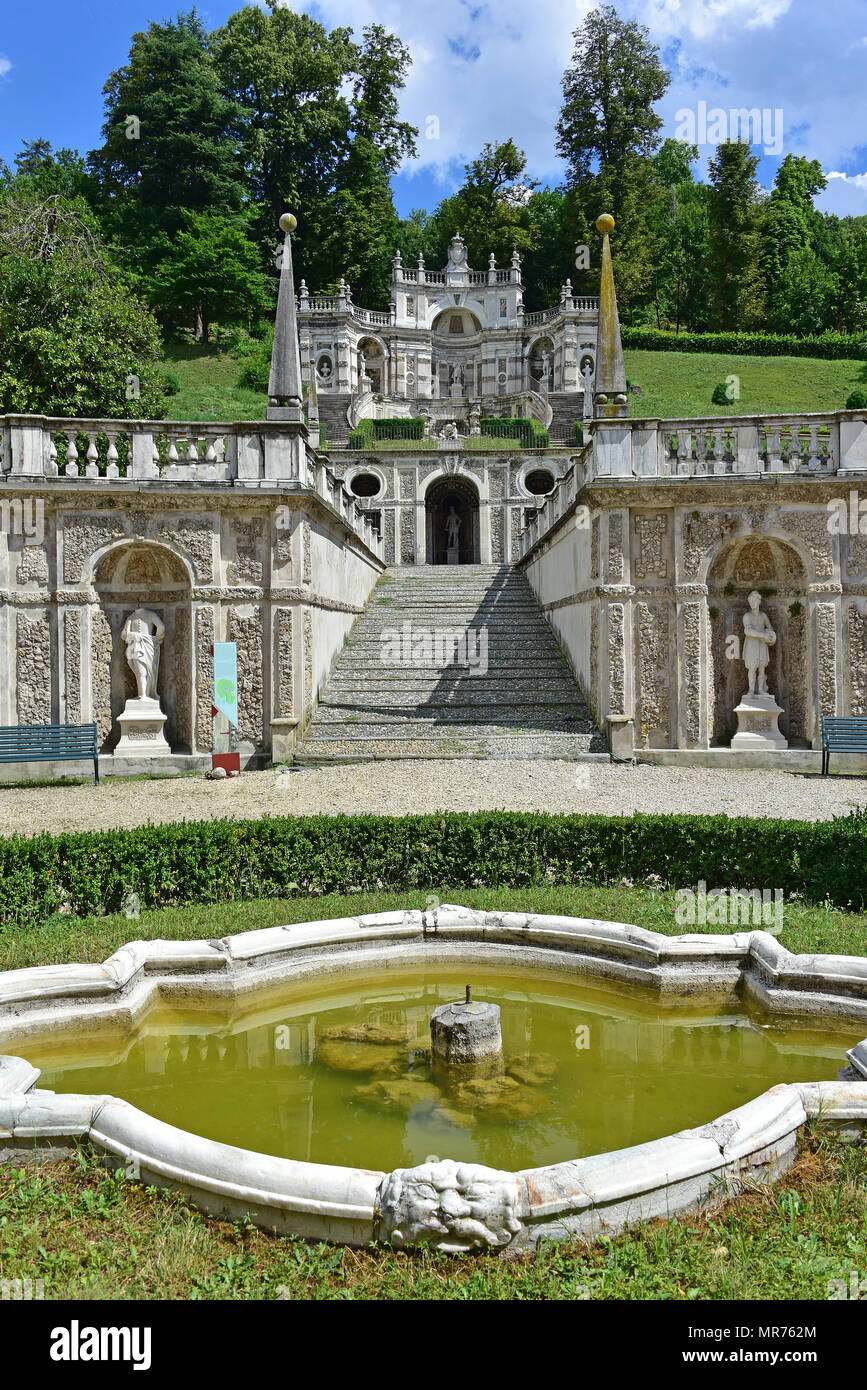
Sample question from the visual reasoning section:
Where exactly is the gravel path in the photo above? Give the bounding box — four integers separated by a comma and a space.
0, 761, 863, 837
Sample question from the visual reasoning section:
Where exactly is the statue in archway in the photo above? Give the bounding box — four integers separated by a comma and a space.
742, 590, 776, 696
122, 607, 165, 701
446, 507, 462, 550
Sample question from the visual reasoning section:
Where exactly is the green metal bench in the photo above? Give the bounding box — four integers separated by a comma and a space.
821, 716, 867, 777
0, 723, 99, 784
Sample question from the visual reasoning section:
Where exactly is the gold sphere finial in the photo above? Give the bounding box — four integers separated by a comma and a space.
596, 213, 615, 235
279, 212, 297, 234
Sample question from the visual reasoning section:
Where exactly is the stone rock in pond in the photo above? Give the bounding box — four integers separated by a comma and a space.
316, 1040, 403, 1074
506, 1052, 559, 1086
353, 1076, 441, 1115
320, 1022, 414, 1045
452, 1074, 547, 1121
430, 1104, 475, 1129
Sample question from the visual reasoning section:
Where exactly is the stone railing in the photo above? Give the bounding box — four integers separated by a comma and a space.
525, 297, 598, 326
516, 409, 867, 559
0, 415, 384, 559
588, 411, 867, 482
354, 306, 391, 327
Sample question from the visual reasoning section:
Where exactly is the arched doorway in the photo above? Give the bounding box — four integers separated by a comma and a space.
425, 475, 480, 564
357, 336, 386, 393
707, 536, 808, 745
91, 542, 193, 752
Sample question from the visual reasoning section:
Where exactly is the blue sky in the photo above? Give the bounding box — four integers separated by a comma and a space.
1, 0, 865, 217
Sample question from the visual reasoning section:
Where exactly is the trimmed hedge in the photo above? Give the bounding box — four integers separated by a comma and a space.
349, 417, 425, 449
480, 417, 550, 448
0, 809, 864, 931
622, 327, 866, 361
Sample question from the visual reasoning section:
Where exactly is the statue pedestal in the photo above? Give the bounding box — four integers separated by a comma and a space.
731, 693, 787, 751
450, 385, 464, 399
115, 697, 171, 757
446, 548, 460, 565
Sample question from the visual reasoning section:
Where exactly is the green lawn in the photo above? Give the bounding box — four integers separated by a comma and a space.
0, 1131, 862, 1299
623, 349, 866, 420
3, 883, 866, 973
160, 342, 266, 422
158, 343, 867, 428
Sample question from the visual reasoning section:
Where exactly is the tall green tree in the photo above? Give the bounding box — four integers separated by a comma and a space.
326, 23, 417, 305
213, 4, 416, 305
648, 141, 710, 331
762, 155, 827, 330
89, 9, 248, 280
556, 3, 670, 204
707, 141, 766, 331
556, 4, 671, 320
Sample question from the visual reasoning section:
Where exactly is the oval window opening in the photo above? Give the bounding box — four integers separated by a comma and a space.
525, 469, 555, 496
350, 473, 382, 498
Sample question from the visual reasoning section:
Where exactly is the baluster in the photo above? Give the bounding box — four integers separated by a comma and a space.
676, 428, 691, 474
764, 424, 781, 471
693, 427, 707, 474
106, 432, 119, 479
166, 433, 179, 478
807, 423, 822, 472
65, 434, 79, 476
46, 435, 58, 476
85, 432, 100, 477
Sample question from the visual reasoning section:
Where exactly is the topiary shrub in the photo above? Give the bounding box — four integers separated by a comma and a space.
845, 388, 867, 410
711, 382, 733, 406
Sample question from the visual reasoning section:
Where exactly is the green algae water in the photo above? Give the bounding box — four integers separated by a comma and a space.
19, 966, 862, 1173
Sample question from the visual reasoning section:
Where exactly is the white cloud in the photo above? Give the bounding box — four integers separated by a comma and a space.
0, 56, 11, 79
649, 0, 793, 39
826, 171, 867, 189
281, 0, 867, 216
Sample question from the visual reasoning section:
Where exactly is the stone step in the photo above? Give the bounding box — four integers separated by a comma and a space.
294, 733, 606, 761
295, 561, 605, 762
325, 676, 581, 695
312, 704, 593, 725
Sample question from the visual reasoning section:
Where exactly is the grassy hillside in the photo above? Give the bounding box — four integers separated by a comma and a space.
160, 342, 267, 421
623, 349, 866, 419
158, 343, 866, 426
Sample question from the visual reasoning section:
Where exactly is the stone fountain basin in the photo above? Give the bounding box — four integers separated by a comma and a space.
1, 904, 866, 1252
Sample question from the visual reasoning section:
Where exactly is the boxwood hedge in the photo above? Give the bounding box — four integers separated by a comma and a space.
622, 327, 866, 361
0, 808, 863, 931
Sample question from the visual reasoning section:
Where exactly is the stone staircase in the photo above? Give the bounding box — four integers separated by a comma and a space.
315, 392, 351, 446
547, 391, 583, 443
294, 564, 607, 762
